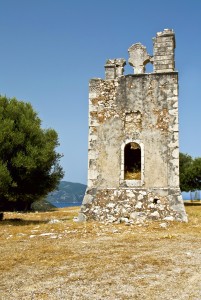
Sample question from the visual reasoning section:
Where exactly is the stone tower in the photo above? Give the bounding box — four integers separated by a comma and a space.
79, 29, 187, 223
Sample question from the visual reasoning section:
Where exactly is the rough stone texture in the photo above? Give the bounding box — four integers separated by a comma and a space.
79, 29, 187, 223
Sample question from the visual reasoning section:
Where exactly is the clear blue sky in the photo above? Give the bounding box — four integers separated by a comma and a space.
0, 0, 201, 184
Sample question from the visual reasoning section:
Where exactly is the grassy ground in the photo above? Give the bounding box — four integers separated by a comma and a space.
0, 203, 201, 300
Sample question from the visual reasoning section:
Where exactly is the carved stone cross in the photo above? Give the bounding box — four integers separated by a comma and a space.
128, 43, 152, 74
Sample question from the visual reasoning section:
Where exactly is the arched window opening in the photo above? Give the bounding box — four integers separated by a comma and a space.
124, 142, 141, 180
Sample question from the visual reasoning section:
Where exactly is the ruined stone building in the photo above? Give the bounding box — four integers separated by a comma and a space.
79, 29, 187, 223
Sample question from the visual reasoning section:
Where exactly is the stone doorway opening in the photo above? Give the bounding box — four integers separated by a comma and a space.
124, 142, 141, 180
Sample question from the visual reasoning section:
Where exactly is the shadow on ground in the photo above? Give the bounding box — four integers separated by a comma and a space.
0, 218, 49, 226
184, 202, 201, 207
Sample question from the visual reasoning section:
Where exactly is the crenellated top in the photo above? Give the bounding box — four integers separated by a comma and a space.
105, 59, 126, 80
152, 29, 175, 73
104, 29, 176, 80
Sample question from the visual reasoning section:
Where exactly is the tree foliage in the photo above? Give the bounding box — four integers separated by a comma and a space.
179, 152, 201, 192
0, 96, 64, 211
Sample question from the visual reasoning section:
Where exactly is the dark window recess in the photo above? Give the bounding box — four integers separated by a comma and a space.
124, 142, 141, 180
153, 198, 159, 204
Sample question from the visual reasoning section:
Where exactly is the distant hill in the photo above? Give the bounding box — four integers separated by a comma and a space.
31, 199, 56, 211
46, 181, 87, 207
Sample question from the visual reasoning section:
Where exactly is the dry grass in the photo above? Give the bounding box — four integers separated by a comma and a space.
1, 203, 201, 299
124, 171, 141, 180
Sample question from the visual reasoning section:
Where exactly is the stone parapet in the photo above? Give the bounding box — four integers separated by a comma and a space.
105, 59, 126, 80
153, 29, 176, 73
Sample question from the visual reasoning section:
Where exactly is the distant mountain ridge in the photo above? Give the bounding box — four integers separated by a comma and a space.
46, 181, 197, 208
46, 181, 86, 206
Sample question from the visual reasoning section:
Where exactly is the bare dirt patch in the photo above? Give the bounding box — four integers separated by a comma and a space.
0, 204, 201, 300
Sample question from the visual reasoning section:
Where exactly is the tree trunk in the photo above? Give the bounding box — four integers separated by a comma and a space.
0, 212, 4, 221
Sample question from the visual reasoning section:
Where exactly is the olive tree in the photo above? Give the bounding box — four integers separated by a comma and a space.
0, 95, 64, 212
179, 152, 201, 192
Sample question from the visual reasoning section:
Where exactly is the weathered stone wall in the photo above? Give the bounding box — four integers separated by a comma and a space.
81, 188, 185, 223
79, 29, 187, 223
